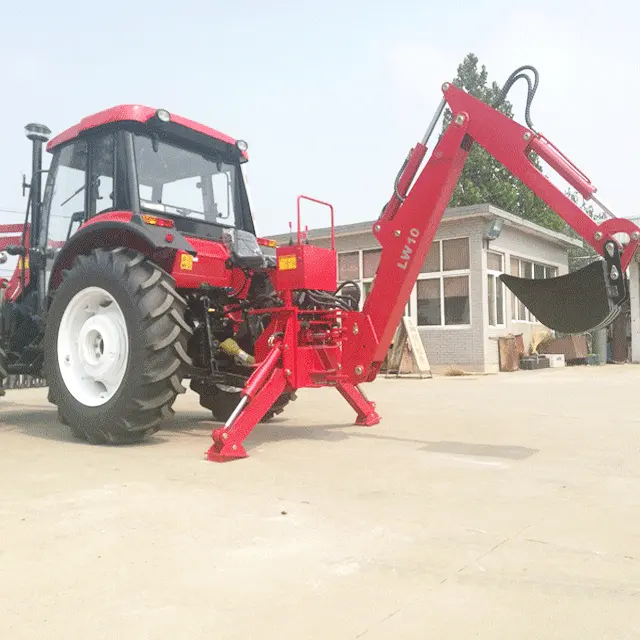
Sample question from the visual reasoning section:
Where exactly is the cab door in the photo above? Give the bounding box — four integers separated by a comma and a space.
40, 138, 89, 291
41, 132, 117, 290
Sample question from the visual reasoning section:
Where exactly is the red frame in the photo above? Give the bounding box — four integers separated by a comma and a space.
47, 104, 247, 160
442, 84, 640, 268
206, 79, 640, 462
0, 224, 31, 301
6, 81, 638, 463
6, 211, 250, 301
296, 194, 335, 250
274, 244, 338, 292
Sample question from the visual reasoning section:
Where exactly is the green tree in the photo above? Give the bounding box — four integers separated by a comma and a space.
442, 53, 566, 232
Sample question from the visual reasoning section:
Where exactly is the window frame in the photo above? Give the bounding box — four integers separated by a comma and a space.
87, 131, 118, 220
123, 126, 256, 236
509, 254, 560, 324
335, 236, 471, 328
41, 137, 90, 250
416, 236, 472, 329
487, 250, 506, 328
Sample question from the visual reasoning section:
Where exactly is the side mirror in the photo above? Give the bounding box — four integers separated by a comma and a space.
65, 210, 85, 242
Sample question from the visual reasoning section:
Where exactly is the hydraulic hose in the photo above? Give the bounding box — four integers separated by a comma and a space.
492, 65, 540, 131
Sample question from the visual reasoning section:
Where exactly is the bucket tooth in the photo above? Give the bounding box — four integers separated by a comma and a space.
499, 257, 627, 335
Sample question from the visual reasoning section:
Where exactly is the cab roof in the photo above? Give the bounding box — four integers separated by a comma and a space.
46, 104, 244, 156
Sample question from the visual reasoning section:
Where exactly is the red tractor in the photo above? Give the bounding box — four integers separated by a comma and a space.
0, 106, 296, 444
1, 65, 639, 461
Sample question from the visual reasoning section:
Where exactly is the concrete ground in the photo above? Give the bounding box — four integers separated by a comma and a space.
1, 365, 640, 639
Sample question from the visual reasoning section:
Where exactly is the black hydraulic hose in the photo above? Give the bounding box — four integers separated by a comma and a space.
492, 65, 539, 131
305, 290, 352, 311
393, 154, 410, 204
230, 269, 250, 297
335, 280, 360, 293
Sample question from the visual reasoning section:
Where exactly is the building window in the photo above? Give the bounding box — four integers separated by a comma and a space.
336, 238, 469, 325
487, 251, 505, 327
421, 238, 470, 273
362, 249, 381, 279
336, 248, 409, 316
443, 237, 469, 271
338, 252, 359, 281
421, 241, 440, 272
510, 256, 559, 323
444, 276, 470, 324
417, 279, 441, 325
416, 237, 471, 327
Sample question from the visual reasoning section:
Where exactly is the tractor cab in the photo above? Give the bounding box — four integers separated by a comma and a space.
42, 105, 257, 255
0, 107, 270, 385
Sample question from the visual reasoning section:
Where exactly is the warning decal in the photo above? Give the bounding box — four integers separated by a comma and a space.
180, 253, 194, 270
278, 255, 297, 271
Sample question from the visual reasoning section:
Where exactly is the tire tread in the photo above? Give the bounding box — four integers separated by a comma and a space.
44, 247, 191, 444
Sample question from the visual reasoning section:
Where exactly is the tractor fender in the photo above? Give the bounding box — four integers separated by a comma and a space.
48, 215, 196, 291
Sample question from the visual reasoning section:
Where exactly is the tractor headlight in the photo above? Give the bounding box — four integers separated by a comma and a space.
156, 109, 171, 123
236, 140, 248, 152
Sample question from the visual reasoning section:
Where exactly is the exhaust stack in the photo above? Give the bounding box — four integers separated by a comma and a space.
24, 122, 51, 243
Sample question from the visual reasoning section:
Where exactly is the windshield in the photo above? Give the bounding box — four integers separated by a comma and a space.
133, 133, 240, 227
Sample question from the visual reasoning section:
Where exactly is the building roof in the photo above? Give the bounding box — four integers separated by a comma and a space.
269, 203, 582, 249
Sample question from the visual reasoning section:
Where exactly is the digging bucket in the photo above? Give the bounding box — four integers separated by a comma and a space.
499, 246, 627, 335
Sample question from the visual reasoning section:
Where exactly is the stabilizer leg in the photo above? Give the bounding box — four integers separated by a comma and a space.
336, 382, 380, 426
206, 345, 288, 462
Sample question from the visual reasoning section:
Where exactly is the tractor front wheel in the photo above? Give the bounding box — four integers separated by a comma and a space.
44, 248, 192, 444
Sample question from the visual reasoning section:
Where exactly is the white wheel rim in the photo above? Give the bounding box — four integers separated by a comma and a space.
57, 286, 130, 407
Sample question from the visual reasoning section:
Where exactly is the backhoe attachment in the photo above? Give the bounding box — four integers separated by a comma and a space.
202, 63, 640, 462
438, 64, 640, 336
500, 246, 627, 334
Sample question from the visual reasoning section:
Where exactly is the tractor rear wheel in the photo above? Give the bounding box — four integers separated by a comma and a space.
0, 345, 6, 397
191, 380, 295, 424
0, 287, 7, 396
44, 247, 192, 444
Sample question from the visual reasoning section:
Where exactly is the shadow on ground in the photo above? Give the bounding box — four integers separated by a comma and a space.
0, 405, 538, 461
163, 418, 540, 462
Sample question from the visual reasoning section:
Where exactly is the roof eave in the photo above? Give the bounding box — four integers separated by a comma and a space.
269, 203, 583, 248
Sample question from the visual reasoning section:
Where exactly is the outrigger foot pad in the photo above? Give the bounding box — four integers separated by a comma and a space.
500, 254, 627, 335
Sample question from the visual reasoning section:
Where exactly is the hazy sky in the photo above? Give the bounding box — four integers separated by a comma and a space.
0, 0, 636, 238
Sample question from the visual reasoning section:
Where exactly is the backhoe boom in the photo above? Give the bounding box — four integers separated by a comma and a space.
206, 65, 637, 461
362, 71, 639, 370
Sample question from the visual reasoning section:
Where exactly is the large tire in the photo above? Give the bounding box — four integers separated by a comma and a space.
191, 380, 295, 423
44, 247, 192, 444
0, 287, 7, 396
0, 345, 6, 397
